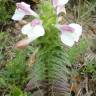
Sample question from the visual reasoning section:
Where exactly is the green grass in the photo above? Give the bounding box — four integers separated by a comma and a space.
67, 38, 88, 64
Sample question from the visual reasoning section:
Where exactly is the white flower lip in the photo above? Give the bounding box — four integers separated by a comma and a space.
52, 0, 69, 14
12, 9, 25, 21
52, 0, 69, 8
61, 34, 75, 47
69, 23, 82, 42
58, 0, 69, 6
21, 19, 45, 42
12, 2, 39, 21
56, 6, 66, 15
56, 23, 82, 47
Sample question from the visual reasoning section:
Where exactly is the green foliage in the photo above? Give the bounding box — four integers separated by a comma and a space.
85, 60, 96, 74
0, 77, 6, 87
81, 55, 96, 80
10, 86, 27, 96
2, 50, 27, 83
67, 38, 88, 64
0, 32, 16, 65
0, 0, 15, 23
0, 50, 29, 95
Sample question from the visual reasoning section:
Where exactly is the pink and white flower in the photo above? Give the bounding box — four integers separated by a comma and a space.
52, 0, 69, 14
56, 23, 82, 47
15, 19, 45, 48
21, 19, 45, 42
12, 2, 39, 21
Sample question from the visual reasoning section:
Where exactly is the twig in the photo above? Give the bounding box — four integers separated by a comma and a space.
85, 77, 90, 96
77, 88, 81, 96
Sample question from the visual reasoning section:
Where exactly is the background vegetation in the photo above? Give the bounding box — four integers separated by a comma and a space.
0, 0, 96, 96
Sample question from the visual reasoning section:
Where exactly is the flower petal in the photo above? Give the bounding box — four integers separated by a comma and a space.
30, 10, 39, 18
16, 2, 30, 9
12, 9, 25, 20
21, 20, 45, 42
12, 2, 39, 21
31, 19, 42, 27
15, 38, 32, 48
56, 23, 82, 47
52, 0, 58, 8
60, 25, 74, 32
61, 34, 75, 47
56, 6, 66, 15
69, 23, 82, 42
52, 0, 69, 7
21, 23, 33, 35
55, 24, 74, 32
32, 25, 45, 37
58, 0, 69, 5
16, 2, 39, 17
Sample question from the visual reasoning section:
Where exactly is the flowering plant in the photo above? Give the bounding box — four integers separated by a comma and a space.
12, 0, 83, 95
12, 0, 82, 48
